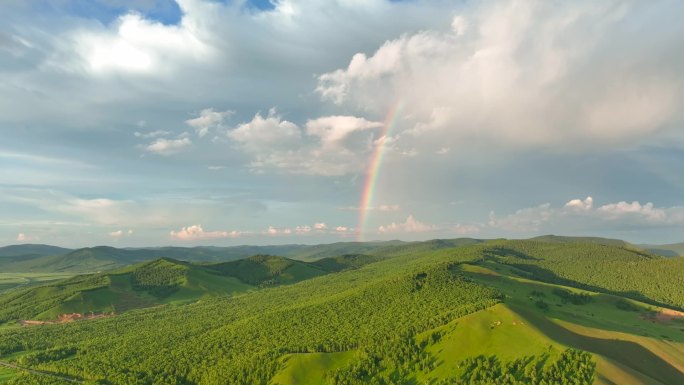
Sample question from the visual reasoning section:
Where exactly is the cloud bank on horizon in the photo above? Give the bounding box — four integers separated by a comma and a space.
1, 0, 683, 247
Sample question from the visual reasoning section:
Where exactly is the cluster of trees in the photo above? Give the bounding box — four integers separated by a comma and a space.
129, 260, 187, 297
130, 260, 186, 290
434, 349, 594, 385
208, 255, 298, 285
551, 289, 593, 305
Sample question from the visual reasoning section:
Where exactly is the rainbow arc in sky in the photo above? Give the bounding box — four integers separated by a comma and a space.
356, 101, 403, 241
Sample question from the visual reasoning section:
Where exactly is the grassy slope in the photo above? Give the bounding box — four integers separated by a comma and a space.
460, 263, 684, 385
272, 260, 684, 385
163, 268, 253, 305
271, 352, 356, 385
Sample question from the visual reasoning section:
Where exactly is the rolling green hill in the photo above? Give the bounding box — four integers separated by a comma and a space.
1, 239, 683, 385
206, 255, 328, 286
0, 245, 72, 258
529, 235, 634, 247
0, 254, 384, 323
368, 237, 486, 257
310, 254, 381, 272
279, 240, 406, 261
0, 258, 255, 322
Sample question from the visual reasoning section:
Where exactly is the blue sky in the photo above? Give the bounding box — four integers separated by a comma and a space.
1, 0, 684, 247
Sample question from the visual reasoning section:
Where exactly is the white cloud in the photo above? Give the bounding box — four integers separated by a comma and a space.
564, 196, 593, 211
227, 109, 383, 175
71, 12, 211, 75
317, 2, 683, 151
186, 108, 233, 138
170, 225, 241, 240
146, 137, 192, 155
263, 223, 355, 236
597, 201, 667, 222
489, 196, 684, 233
378, 215, 437, 233
305, 116, 382, 148
229, 109, 301, 152
109, 229, 133, 238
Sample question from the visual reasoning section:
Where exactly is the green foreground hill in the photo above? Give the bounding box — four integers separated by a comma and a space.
0, 239, 683, 385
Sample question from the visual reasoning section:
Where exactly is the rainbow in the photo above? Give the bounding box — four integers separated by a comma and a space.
356, 101, 403, 241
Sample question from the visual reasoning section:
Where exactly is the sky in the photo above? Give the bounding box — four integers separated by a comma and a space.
1, 0, 684, 247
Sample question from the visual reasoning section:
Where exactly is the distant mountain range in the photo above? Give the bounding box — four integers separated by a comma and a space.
0, 239, 458, 273
1, 236, 679, 275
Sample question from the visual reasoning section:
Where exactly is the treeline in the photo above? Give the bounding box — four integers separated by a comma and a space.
434, 349, 594, 385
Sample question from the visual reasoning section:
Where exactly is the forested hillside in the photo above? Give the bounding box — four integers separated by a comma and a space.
0, 239, 683, 385
0, 254, 384, 322
478, 240, 684, 309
